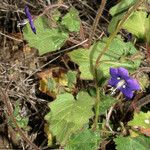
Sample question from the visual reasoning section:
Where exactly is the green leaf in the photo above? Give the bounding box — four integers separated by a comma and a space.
122, 11, 149, 40
109, 0, 136, 16
114, 135, 150, 150
99, 95, 117, 115
23, 16, 68, 55
68, 36, 141, 80
61, 7, 80, 32
145, 14, 150, 43
128, 111, 150, 129
108, 12, 124, 33
45, 92, 94, 145
67, 70, 77, 88
65, 129, 101, 150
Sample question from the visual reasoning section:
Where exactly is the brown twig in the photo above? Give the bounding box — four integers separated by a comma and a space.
135, 94, 150, 109
23, 55, 60, 83
0, 88, 41, 150
38, 3, 68, 18
88, 0, 106, 47
0, 31, 23, 42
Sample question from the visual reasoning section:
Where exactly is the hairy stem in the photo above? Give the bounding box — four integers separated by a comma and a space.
92, 81, 101, 130
88, 0, 106, 47
89, 0, 106, 131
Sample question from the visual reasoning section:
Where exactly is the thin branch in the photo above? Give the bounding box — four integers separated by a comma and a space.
0, 31, 23, 42
38, 4, 68, 18
23, 55, 60, 83
135, 94, 150, 109
88, 0, 106, 47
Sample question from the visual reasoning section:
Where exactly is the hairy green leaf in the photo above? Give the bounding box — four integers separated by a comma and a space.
23, 16, 68, 55
128, 111, 150, 129
67, 70, 77, 88
65, 129, 101, 150
108, 12, 124, 33
109, 0, 136, 16
122, 11, 150, 40
61, 7, 80, 32
45, 92, 94, 145
68, 36, 141, 80
99, 95, 117, 115
114, 135, 150, 150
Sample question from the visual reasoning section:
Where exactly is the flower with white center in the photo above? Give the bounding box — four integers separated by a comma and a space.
108, 67, 140, 99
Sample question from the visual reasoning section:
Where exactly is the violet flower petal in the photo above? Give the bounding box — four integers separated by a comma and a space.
108, 67, 140, 99
119, 87, 134, 99
108, 77, 120, 87
126, 78, 140, 90
110, 68, 119, 77
118, 67, 129, 78
25, 6, 36, 34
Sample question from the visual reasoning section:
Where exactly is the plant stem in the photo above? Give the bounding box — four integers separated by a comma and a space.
92, 78, 100, 130
95, 0, 144, 68
88, 0, 106, 47
92, 0, 144, 130
89, 0, 106, 131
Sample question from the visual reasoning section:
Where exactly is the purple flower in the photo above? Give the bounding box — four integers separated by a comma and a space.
108, 67, 140, 99
25, 6, 36, 34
